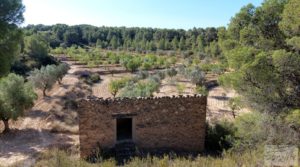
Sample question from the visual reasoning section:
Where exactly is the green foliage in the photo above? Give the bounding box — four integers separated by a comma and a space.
195, 86, 208, 96
28, 64, 61, 96
224, 46, 256, 70
233, 112, 265, 150
119, 75, 161, 98
24, 35, 49, 61
86, 73, 101, 85
120, 55, 142, 72
205, 121, 236, 153
221, 50, 300, 112
188, 66, 205, 86
228, 4, 255, 40
0, 29, 22, 76
166, 68, 177, 78
136, 70, 149, 80
0, 0, 24, 35
11, 34, 58, 76
0, 73, 37, 133
200, 63, 225, 74
0, 0, 24, 76
107, 52, 120, 64
286, 36, 300, 51
228, 97, 242, 118
176, 83, 186, 94
279, 0, 300, 37
55, 63, 70, 83
285, 109, 300, 127
108, 78, 129, 97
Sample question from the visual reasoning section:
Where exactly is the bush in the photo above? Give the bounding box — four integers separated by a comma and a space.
176, 83, 186, 94
195, 86, 208, 96
188, 66, 205, 86
80, 73, 101, 85
233, 112, 265, 151
157, 70, 166, 80
136, 70, 149, 80
166, 68, 177, 78
90, 74, 101, 83
205, 121, 236, 153
108, 78, 130, 97
285, 109, 300, 126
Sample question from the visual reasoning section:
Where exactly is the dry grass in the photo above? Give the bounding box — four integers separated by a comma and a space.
28, 148, 265, 167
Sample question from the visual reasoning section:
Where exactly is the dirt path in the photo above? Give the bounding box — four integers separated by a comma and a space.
0, 61, 81, 167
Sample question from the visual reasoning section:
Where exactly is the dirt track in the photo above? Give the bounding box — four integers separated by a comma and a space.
0, 61, 81, 167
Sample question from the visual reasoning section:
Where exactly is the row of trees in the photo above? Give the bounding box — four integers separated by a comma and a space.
24, 24, 220, 52
108, 65, 208, 98
0, 63, 69, 133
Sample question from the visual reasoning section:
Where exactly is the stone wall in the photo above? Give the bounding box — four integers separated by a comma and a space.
78, 95, 207, 158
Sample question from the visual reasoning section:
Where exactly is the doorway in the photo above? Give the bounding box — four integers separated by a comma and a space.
116, 118, 132, 141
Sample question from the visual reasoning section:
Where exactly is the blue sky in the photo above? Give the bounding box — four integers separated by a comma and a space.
23, 0, 263, 29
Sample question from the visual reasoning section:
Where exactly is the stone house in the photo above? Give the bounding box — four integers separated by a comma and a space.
78, 95, 207, 158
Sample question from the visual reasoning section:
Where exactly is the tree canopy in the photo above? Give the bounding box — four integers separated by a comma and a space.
0, 0, 24, 76
0, 73, 37, 133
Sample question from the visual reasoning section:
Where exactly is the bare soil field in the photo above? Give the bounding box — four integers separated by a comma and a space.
0, 60, 247, 166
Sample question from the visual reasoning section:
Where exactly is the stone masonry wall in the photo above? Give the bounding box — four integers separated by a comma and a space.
78, 95, 207, 158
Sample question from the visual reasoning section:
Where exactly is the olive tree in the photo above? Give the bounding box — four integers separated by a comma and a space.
28, 65, 58, 96
0, 73, 37, 133
55, 63, 70, 84
189, 66, 206, 86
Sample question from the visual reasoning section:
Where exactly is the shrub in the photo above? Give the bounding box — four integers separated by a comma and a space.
188, 66, 205, 86
89, 74, 101, 83
107, 52, 120, 64
166, 68, 177, 78
205, 120, 236, 153
176, 83, 186, 94
108, 78, 129, 97
285, 109, 300, 126
195, 86, 208, 96
233, 112, 266, 151
136, 70, 149, 80
157, 70, 166, 80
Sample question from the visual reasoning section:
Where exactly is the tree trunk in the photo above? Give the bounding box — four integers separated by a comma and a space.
3, 119, 9, 133
232, 110, 236, 119
43, 87, 47, 97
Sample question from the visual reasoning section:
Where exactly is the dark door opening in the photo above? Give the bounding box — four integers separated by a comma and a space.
116, 118, 132, 141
